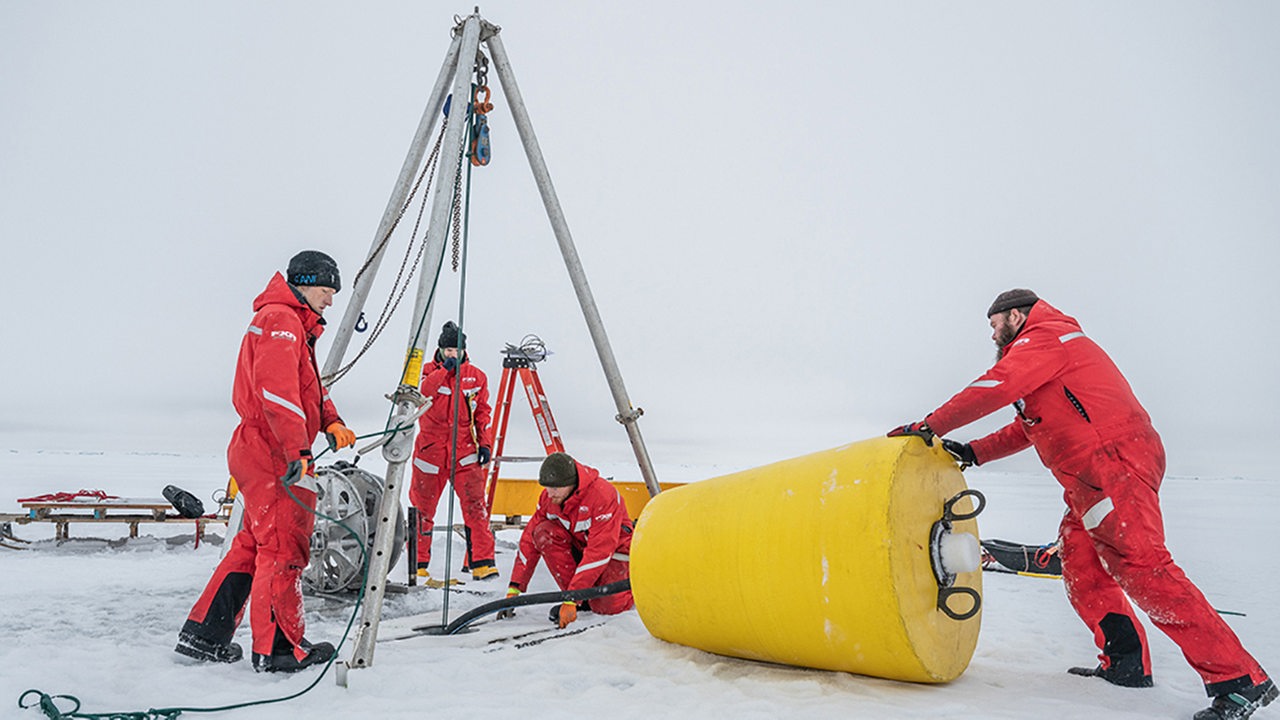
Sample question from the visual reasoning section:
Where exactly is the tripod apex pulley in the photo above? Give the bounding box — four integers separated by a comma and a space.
455, 8, 501, 40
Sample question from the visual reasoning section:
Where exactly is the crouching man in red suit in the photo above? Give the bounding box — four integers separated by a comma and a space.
505, 452, 634, 628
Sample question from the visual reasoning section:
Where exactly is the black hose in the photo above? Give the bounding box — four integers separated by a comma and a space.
423, 580, 632, 635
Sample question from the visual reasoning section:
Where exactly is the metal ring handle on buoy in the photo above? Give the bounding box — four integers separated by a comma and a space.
943, 488, 985, 522
929, 488, 986, 621
938, 586, 982, 621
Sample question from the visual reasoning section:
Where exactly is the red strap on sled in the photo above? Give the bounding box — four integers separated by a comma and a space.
1034, 543, 1060, 569
17, 489, 119, 503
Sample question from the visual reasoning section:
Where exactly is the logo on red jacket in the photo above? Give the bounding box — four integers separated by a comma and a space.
271, 330, 297, 342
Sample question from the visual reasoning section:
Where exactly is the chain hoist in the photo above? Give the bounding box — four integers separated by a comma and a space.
470, 52, 493, 167
450, 51, 493, 272
323, 119, 449, 385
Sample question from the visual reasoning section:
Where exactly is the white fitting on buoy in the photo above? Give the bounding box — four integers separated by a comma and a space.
939, 530, 981, 575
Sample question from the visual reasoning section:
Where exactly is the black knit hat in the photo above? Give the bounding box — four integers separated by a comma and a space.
539, 452, 578, 488
287, 250, 341, 292
987, 288, 1039, 317
438, 321, 466, 350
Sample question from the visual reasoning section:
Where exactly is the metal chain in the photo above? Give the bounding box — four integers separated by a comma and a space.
349, 122, 447, 294
327, 45, 486, 376
450, 156, 464, 272
324, 120, 448, 385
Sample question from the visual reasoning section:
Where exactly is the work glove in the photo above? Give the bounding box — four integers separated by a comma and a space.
887, 420, 935, 446
496, 585, 521, 620
281, 450, 313, 487
554, 601, 577, 629
477, 446, 492, 466
325, 422, 357, 452
942, 439, 978, 469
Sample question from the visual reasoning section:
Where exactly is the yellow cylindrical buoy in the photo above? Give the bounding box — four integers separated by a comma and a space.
630, 436, 982, 683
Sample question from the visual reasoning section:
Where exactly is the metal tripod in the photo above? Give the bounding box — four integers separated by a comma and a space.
319, 10, 659, 675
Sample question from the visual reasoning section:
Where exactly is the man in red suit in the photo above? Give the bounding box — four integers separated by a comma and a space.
505, 452, 634, 628
176, 250, 356, 673
409, 321, 497, 583
890, 289, 1273, 720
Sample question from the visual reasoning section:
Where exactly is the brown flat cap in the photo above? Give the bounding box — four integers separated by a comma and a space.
987, 288, 1039, 317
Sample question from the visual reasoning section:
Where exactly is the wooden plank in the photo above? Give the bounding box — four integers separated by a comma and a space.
2, 511, 226, 541
26, 512, 169, 521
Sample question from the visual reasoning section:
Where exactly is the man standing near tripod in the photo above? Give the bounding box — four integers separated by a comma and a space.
176, 250, 357, 673
409, 321, 497, 585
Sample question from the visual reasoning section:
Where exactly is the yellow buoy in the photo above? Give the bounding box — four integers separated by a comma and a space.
630, 436, 982, 683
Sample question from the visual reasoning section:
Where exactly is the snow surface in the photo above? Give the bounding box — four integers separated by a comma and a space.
0, 448, 1275, 720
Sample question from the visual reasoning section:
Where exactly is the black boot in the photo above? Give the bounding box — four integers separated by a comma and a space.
1194, 677, 1277, 720
252, 638, 336, 673
174, 630, 243, 663
1068, 613, 1152, 688
177, 571, 251, 665
1067, 660, 1153, 688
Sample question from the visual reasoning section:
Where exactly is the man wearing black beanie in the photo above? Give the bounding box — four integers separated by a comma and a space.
888, 290, 1273, 720
176, 250, 356, 673
408, 321, 498, 584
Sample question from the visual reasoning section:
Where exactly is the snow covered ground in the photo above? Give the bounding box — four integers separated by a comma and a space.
0, 447, 1274, 719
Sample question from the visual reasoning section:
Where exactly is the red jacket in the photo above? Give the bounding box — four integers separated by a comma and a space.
927, 301, 1162, 476
509, 461, 633, 593
230, 273, 341, 463
416, 356, 493, 460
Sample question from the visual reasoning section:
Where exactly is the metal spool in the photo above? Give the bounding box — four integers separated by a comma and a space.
303, 461, 405, 595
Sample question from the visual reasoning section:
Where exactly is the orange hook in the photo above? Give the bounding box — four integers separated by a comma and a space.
473, 85, 493, 114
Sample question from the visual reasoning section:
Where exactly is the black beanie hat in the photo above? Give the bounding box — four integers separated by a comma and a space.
287, 250, 341, 292
438, 321, 466, 350
539, 452, 578, 487
987, 288, 1039, 317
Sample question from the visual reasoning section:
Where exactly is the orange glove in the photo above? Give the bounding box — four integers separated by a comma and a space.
556, 601, 577, 629
325, 422, 357, 452
281, 451, 313, 487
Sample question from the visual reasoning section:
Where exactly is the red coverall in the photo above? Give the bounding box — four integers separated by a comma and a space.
508, 461, 634, 615
927, 301, 1266, 695
409, 356, 496, 571
183, 273, 342, 660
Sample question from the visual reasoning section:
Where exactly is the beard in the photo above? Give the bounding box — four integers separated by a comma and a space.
993, 319, 1021, 360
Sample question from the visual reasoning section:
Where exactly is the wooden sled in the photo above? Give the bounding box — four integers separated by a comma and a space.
16, 496, 226, 541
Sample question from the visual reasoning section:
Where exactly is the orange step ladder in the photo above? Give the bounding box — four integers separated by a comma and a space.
484, 337, 565, 520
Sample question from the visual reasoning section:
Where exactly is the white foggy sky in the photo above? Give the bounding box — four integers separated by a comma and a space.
2, 2, 1278, 479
